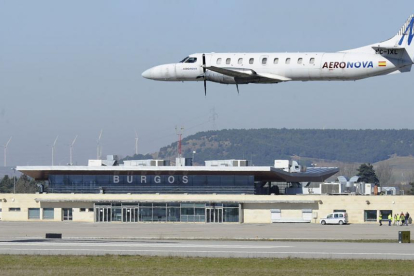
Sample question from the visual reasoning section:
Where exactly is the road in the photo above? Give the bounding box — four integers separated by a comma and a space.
0, 239, 413, 259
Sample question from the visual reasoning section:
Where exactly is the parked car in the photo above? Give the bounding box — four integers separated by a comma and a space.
320, 212, 348, 225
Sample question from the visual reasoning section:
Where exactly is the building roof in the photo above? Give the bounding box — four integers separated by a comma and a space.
17, 165, 339, 183
34, 198, 319, 204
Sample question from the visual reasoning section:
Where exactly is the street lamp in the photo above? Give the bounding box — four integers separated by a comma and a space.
11, 168, 16, 194
192, 151, 196, 164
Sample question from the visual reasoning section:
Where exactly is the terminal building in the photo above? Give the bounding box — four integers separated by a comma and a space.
0, 156, 412, 224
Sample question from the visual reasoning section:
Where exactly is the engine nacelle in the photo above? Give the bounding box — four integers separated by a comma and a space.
206, 72, 236, 84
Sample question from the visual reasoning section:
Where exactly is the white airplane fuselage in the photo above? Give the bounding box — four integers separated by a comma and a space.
142, 15, 414, 89
144, 52, 410, 84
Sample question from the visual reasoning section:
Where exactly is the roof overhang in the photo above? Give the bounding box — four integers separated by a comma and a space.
17, 165, 339, 183
34, 198, 319, 204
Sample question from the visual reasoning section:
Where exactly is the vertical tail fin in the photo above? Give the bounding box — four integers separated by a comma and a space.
391, 14, 414, 62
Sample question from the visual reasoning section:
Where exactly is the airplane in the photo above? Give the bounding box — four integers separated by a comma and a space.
142, 14, 414, 95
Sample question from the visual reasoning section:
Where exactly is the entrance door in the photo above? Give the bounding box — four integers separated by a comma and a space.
62, 208, 73, 221
122, 208, 138, 222
206, 207, 223, 223
96, 207, 111, 222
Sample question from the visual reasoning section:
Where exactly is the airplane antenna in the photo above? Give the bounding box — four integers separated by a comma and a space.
175, 126, 184, 166
52, 135, 59, 166
3, 136, 12, 167
135, 130, 139, 156
97, 129, 103, 159
236, 83, 240, 95
69, 135, 78, 166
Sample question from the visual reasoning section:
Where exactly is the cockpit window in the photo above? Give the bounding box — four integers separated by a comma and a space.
179, 57, 189, 63
185, 57, 197, 63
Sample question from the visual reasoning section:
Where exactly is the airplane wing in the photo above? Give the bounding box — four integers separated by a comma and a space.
204, 66, 291, 82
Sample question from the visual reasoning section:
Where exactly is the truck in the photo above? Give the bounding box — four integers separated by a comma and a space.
274, 160, 302, 173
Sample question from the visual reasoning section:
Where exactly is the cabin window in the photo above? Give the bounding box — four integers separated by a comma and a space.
217, 58, 222, 65
185, 57, 197, 63
310, 58, 315, 64
286, 58, 291, 64
226, 58, 231, 64
274, 58, 279, 64
262, 58, 267, 65
298, 58, 303, 64
238, 58, 243, 65
249, 58, 254, 64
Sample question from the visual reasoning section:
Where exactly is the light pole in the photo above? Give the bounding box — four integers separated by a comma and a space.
192, 151, 196, 164
11, 168, 16, 194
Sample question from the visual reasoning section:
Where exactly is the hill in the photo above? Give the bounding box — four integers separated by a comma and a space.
155, 129, 414, 166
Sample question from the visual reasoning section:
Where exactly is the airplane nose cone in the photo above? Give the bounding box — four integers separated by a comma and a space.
142, 69, 152, 79
142, 64, 176, 81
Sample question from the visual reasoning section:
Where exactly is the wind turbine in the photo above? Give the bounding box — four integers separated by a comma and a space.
97, 129, 103, 160
135, 130, 139, 156
69, 135, 78, 166
3, 136, 12, 167
52, 135, 59, 166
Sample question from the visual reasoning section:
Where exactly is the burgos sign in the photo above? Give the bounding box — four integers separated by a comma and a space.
112, 175, 189, 185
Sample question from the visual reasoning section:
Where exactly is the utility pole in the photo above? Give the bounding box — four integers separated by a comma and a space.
70, 135, 78, 166
209, 108, 218, 130
175, 126, 184, 166
3, 136, 12, 167
52, 135, 58, 166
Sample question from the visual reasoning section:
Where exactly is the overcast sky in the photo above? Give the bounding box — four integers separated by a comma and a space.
0, 0, 413, 166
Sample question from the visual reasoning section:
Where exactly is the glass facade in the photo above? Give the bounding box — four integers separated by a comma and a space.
94, 202, 240, 223
48, 174, 255, 194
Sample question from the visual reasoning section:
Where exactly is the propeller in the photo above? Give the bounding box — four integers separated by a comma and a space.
202, 54, 207, 96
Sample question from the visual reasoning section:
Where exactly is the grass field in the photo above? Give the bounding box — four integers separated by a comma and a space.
0, 255, 414, 276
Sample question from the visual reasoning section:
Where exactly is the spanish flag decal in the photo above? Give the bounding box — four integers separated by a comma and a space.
378, 61, 387, 67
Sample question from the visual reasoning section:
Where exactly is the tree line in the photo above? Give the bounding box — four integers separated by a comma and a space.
0, 175, 40, 193
156, 129, 414, 165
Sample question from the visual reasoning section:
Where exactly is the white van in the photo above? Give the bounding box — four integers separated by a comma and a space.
320, 212, 348, 225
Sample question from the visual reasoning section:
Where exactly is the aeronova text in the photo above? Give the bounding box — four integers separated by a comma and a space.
322, 61, 374, 69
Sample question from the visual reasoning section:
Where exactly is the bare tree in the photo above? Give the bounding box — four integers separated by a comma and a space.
375, 161, 394, 186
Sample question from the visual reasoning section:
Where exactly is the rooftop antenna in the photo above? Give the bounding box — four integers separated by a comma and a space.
52, 135, 59, 166
135, 130, 139, 156
69, 135, 78, 166
97, 129, 103, 160
175, 126, 184, 166
3, 136, 12, 167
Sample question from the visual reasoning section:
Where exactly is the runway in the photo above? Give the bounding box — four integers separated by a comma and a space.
0, 239, 413, 259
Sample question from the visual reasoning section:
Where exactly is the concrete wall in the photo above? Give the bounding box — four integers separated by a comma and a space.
0, 193, 413, 224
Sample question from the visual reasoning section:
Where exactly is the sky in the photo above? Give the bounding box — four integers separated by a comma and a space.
0, 0, 413, 166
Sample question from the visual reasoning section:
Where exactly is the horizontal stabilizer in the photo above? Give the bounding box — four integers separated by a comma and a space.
387, 65, 412, 75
